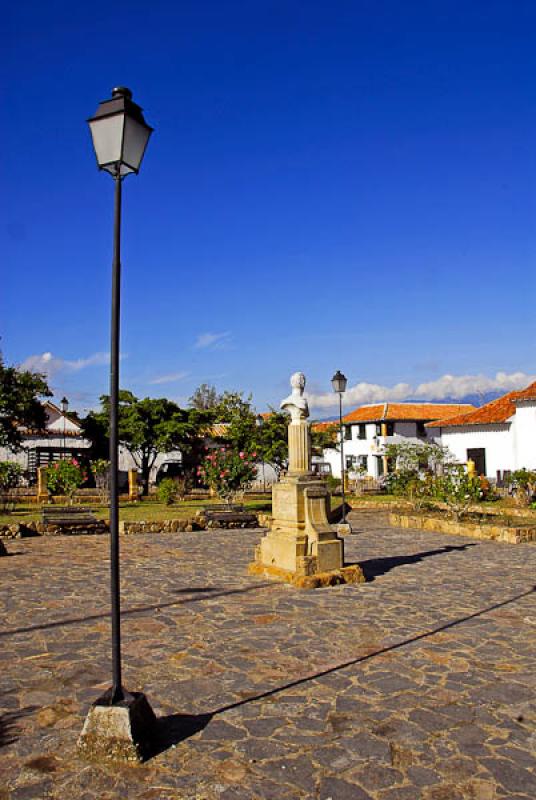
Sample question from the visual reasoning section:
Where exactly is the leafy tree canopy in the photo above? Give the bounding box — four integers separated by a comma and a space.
0, 357, 51, 451
254, 409, 289, 476
189, 383, 221, 411
213, 391, 258, 453
86, 391, 210, 493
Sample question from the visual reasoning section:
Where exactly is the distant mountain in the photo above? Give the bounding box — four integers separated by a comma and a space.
419, 391, 504, 408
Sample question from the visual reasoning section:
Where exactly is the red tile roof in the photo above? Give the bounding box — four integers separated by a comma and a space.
342, 402, 475, 424
427, 381, 536, 428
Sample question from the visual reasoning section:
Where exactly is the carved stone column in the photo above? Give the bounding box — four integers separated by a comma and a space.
288, 419, 311, 474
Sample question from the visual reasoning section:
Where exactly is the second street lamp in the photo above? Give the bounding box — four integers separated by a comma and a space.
78, 87, 155, 762
60, 397, 68, 459
331, 370, 348, 525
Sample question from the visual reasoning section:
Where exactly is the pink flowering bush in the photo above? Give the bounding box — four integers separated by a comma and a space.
45, 458, 87, 504
198, 447, 257, 502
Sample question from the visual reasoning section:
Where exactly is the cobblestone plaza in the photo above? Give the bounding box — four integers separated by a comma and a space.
1, 512, 535, 799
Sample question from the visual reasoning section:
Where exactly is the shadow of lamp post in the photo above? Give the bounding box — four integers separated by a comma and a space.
78, 87, 156, 763
331, 370, 348, 524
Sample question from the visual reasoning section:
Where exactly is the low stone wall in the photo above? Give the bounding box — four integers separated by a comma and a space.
119, 519, 200, 534
389, 512, 536, 544
0, 521, 109, 538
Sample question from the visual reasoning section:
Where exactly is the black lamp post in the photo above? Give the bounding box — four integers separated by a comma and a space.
60, 397, 68, 459
87, 88, 153, 705
331, 370, 348, 524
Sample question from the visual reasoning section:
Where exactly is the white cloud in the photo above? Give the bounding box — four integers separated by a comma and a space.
148, 371, 189, 385
194, 331, 231, 350
20, 351, 111, 377
306, 371, 536, 411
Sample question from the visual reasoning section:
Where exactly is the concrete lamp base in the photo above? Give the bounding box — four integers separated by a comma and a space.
77, 690, 157, 763
336, 523, 352, 537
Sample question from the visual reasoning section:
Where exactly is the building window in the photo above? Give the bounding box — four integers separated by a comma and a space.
386, 422, 395, 436
346, 455, 357, 470
375, 423, 382, 436
344, 425, 352, 440
358, 455, 368, 470
358, 423, 366, 440
416, 421, 427, 437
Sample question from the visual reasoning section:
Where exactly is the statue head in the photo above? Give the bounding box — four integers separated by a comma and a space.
290, 372, 306, 393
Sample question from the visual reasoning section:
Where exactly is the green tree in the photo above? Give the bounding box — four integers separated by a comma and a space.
254, 410, 289, 477
189, 383, 221, 411
0, 357, 51, 450
87, 391, 206, 494
213, 391, 258, 453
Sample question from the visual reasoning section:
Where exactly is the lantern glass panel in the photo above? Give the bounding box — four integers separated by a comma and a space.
331, 371, 348, 393
89, 114, 125, 172
122, 116, 152, 173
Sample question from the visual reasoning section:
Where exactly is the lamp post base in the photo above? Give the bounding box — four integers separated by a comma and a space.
77, 689, 156, 763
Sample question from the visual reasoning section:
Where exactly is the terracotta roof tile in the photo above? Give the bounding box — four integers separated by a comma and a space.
342, 402, 475, 424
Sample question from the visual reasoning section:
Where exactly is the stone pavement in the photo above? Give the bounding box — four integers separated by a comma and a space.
1, 511, 535, 800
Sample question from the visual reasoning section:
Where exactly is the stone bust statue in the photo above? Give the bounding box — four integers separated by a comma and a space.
281, 372, 309, 422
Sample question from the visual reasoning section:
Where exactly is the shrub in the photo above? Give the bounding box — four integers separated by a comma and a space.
326, 474, 341, 493
506, 468, 536, 506
45, 458, 86, 504
198, 447, 257, 503
90, 459, 110, 503
158, 477, 178, 506
429, 465, 482, 521
0, 461, 23, 511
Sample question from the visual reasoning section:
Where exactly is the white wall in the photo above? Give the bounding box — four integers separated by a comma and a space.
439, 425, 513, 478
512, 401, 536, 470
322, 420, 442, 479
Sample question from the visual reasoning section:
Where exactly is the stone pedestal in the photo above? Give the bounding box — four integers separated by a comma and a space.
257, 473, 344, 574
37, 466, 48, 503
250, 371, 364, 588
128, 469, 140, 502
77, 690, 156, 763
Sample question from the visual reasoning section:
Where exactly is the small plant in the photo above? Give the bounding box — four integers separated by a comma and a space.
173, 475, 191, 502
158, 478, 178, 506
45, 458, 87, 504
0, 461, 23, 512
198, 447, 257, 503
90, 458, 110, 503
430, 465, 482, 522
506, 469, 536, 506
325, 474, 342, 493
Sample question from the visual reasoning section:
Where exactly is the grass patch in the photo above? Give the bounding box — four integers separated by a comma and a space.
0, 495, 273, 526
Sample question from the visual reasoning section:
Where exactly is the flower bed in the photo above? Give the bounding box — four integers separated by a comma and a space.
389, 512, 536, 544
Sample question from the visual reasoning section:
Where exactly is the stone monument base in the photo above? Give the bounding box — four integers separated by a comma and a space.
250, 473, 365, 588
77, 690, 156, 763
249, 560, 365, 589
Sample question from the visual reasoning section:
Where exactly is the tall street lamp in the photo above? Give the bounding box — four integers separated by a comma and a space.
331, 370, 348, 525
60, 397, 68, 459
78, 87, 155, 763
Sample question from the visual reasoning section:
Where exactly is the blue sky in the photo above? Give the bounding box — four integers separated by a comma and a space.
2, 0, 535, 415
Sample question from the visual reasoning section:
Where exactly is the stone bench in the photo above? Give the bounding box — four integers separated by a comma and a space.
198, 505, 259, 529
42, 506, 98, 526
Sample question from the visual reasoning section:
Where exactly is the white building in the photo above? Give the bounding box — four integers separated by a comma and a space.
0, 401, 91, 480
427, 381, 536, 479
321, 402, 475, 479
